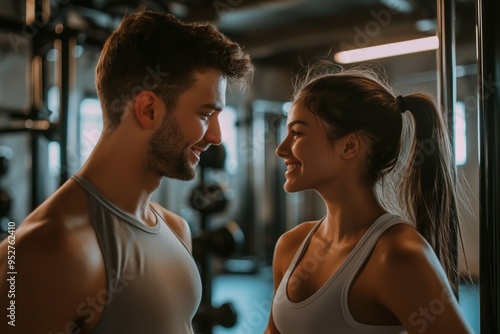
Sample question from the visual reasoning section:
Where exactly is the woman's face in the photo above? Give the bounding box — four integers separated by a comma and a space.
276, 102, 346, 194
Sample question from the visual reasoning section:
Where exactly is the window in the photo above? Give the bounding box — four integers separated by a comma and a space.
79, 98, 103, 167
219, 106, 238, 173
454, 101, 467, 166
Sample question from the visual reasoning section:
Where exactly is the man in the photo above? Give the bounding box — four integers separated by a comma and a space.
0, 11, 253, 333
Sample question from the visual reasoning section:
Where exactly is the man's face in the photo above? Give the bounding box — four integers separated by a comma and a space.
146, 69, 226, 180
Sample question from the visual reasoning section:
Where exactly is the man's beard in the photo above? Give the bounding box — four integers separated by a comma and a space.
145, 113, 196, 181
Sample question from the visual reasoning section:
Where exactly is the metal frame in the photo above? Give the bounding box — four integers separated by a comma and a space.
436, 0, 459, 298
477, 0, 500, 332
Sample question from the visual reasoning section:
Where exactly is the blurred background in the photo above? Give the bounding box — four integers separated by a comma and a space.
0, 0, 490, 333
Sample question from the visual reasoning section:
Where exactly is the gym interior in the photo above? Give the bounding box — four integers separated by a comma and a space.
0, 0, 499, 333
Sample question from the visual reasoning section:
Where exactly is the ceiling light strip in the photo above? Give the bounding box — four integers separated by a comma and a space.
334, 36, 439, 64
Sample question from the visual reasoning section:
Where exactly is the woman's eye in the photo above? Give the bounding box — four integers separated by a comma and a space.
202, 113, 212, 121
291, 130, 301, 136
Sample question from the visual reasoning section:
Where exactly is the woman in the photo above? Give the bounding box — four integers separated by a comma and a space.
265, 67, 474, 333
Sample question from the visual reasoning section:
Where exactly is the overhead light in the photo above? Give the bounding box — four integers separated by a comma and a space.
334, 36, 439, 64
380, 0, 413, 14
168, 2, 190, 18
415, 19, 436, 33
282, 101, 292, 115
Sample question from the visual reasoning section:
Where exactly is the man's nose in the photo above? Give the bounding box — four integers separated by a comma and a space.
204, 117, 222, 145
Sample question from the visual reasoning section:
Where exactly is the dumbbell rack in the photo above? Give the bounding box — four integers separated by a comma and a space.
0, 147, 13, 240
192, 163, 238, 334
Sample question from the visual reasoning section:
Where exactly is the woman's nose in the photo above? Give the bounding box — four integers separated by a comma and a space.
275, 136, 290, 158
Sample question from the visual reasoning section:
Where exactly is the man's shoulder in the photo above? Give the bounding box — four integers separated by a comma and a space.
150, 202, 192, 245
13, 216, 81, 265
13, 178, 95, 270
0, 180, 105, 332
26, 177, 89, 220
150, 203, 187, 227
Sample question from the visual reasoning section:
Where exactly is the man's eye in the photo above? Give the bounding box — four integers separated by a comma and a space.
291, 130, 301, 136
202, 113, 213, 121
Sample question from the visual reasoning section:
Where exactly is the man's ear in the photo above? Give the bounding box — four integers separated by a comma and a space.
133, 91, 158, 129
341, 133, 362, 159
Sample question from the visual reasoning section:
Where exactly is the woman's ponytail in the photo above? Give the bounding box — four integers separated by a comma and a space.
399, 93, 460, 294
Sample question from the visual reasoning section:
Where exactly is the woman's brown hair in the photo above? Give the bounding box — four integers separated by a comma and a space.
294, 64, 466, 293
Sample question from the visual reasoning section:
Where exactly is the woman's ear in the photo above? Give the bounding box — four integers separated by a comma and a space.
341, 133, 362, 159
133, 91, 158, 129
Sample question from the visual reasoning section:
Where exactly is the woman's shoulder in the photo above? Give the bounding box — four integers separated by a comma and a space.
273, 220, 321, 273
369, 222, 448, 289
278, 220, 320, 248
365, 223, 472, 333
375, 222, 434, 262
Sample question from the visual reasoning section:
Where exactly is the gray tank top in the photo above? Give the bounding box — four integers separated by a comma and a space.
273, 213, 408, 334
72, 175, 202, 334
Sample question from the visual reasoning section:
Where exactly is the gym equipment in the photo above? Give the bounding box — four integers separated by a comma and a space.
0, 146, 13, 218
198, 143, 227, 170
0, 146, 13, 176
194, 302, 238, 329
0, 188, 11, 218
189, 183, 229, 215
192, 220, 245, 259
190, 143, 244, 334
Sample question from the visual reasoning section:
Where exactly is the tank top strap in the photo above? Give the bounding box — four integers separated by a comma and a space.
287, 217, 326, 275
72, 174, 161, 234
340, 213, 408, 329
343, 212, 405, 282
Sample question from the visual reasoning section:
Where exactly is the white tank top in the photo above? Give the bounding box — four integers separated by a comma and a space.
273, 213, 408, 334
73, 175, 202, 333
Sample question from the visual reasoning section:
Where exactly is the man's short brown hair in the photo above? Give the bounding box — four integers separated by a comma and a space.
95, 11, 253, 130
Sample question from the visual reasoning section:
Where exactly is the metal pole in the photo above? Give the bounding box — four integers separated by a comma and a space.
29, 0, 48, 209
436, 0, 459, 297
477, 0, 500, 332
56, 34, 69, 184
